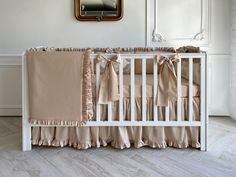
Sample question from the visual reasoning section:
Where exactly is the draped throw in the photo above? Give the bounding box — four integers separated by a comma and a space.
97, 54, 121, 104
27, 49, 93, 126
157, 55, 180, 106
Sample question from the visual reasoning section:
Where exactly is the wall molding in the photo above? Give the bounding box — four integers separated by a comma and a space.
152, 0, 205, 42
146, 0, 212, 47
0, 55, 22, 66
0, 105, 22, 109
0, 55, 22, 116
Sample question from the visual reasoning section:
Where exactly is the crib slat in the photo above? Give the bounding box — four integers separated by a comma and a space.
177, 58, 182, 122
165, 103, 170, 122
164, 57, 170, 122
153, 57, 158, 121
108, 102, 112, 122
142, 59, 147, 122
130, 59, 135, 122
96, 62, 101, 122
119, 59, 124, 122
189, 57, 193, 122
200, 56, 207, 151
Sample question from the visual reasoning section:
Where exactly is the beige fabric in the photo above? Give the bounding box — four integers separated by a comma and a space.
92, 75, 199, 98
82, 50, 94, 123
27, 50, 93, 126
97, 54, 197, 107
135, 55, 179, 106
28, 47, 176, 54
96, 58, 130, 74
121, 75, 199, 97
97, 54, 121, 104
176, 46, 200, 53
135, 59, 154, 74
29, 47, 202, 149
157, 55, 180, 106
182, 59, 200, 85
32, 97, 200, 149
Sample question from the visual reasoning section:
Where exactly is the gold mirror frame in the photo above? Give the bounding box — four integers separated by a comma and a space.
75, 0, 123, 21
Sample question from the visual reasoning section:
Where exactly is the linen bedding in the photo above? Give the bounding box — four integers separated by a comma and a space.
29, 47, 202, 149
32, 76, 200, 149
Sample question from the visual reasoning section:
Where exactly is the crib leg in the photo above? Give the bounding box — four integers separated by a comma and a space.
200, 121, 207, 151
22, 116, 32, 151
200, 128, 205, 151
22, 53, 32, 151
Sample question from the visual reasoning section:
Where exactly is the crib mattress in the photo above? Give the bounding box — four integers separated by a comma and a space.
92, 74, 200, 98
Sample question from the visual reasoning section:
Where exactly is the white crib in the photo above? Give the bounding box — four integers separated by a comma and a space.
22, 52, 208, 151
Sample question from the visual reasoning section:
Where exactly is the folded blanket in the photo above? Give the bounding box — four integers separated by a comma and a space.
26, 49, 93, 126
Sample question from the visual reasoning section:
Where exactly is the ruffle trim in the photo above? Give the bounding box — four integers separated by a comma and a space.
30, 119, 87, 127
26, 46, 201, 54
32, 139, 201, 150
26, 47, 176, 53
82, 49, 94, 122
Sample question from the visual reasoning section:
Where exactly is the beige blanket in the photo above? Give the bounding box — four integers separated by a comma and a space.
27, 50, 93, 126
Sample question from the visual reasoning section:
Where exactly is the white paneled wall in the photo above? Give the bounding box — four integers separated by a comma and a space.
0, 0, 233, 116
230, 0, 236, 119
206, 0, 231, 116
0, 56, 22, 116
148, 0, 231, 116
208, 55, 230, 115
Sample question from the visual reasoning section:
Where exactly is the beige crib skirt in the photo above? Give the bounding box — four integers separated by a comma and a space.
32, 97, 200, 149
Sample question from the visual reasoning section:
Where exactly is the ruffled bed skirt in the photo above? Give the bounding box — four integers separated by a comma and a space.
32, 97, 201, 149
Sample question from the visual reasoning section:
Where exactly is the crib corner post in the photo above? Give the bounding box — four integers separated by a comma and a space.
200, 53, 208, 152
22, 53, 32, 151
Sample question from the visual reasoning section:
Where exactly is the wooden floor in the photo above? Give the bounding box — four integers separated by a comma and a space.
0, 117, 236, 177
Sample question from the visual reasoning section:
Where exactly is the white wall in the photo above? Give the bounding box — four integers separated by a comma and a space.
0, 0, 232, 116
0, 0, 145, 54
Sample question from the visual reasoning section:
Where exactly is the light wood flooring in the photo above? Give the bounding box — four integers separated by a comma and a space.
0, 117, 236, 177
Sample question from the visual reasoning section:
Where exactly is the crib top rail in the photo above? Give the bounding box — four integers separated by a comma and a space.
90, 52, 206, 59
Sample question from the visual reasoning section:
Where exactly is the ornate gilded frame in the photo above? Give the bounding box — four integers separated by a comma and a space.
75, 0, 123, 21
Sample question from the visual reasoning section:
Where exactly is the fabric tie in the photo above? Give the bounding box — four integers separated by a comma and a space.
157, 55, 180, 106
97, 54, 121, 104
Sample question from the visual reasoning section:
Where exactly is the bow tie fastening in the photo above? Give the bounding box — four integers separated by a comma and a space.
96, 54, 121, 104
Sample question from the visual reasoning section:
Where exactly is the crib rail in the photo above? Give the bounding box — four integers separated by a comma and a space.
86, 53, 206, 128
